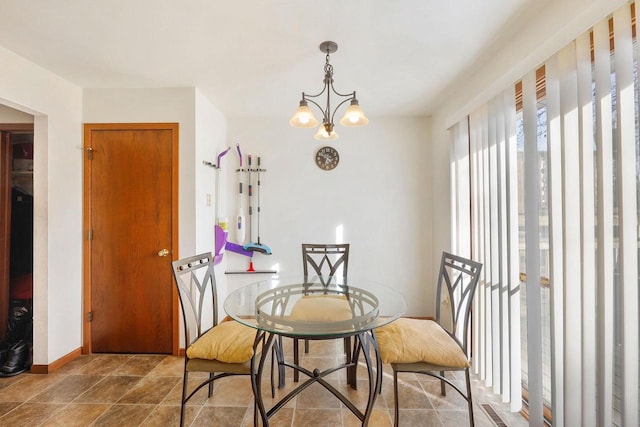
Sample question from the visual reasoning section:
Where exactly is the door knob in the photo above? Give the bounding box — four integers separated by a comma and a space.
157, 249, 170, 257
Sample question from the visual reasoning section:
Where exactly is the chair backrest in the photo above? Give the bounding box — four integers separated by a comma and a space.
301, 243, 350, 278
171, 252, 218, 349
435, 252, 482, 355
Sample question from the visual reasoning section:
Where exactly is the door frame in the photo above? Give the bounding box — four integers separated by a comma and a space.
0, 132, 11, 342
82, 123, 180, 355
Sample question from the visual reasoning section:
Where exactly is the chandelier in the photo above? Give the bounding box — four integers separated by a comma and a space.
289, 41, 369, 140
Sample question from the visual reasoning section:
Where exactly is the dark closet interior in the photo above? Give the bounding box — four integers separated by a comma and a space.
0, 130, 33, 377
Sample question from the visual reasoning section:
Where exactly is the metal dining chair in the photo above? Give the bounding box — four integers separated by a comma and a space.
273, 243, 352, 386
296, 244, 351, 381
171, 252, 257, 427
373, 252, 482, 426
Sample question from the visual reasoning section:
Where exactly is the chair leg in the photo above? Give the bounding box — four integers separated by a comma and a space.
180, 371, 189, 427
253, 399, 258, 426
304, 338, 309, 353
349, 337, 362, 390
208, 372, 214, 397
440, 371, 446, 396
344, 336, 352, 385
393, 369, 400, 427
465, 369, 475, 427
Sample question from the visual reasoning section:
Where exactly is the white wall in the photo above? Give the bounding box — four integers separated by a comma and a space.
0, 104, 34, 123
0, 45, 83, 365
83, 88, 223, 257
225, 116, 433, 315
194, 90, 227, 255
193, 90, 230, 319
84, 87, 228, 336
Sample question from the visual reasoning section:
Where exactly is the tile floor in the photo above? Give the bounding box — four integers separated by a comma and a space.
0, 340, 528, 426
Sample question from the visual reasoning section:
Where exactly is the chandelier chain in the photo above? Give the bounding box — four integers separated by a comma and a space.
324, 54, 333, 84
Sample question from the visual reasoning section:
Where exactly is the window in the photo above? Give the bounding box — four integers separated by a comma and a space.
451, 3, 639, 426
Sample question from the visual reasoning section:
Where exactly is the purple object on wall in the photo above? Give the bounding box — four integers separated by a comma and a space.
225, 241, 254, 257
213, 227, 227, 265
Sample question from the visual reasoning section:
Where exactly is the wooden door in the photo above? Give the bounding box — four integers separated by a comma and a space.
83, 123, 179, 354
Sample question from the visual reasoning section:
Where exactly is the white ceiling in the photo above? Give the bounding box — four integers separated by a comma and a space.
0, 0, 542, 119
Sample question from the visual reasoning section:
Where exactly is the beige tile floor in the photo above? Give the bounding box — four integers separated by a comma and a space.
0, 340, 528, 426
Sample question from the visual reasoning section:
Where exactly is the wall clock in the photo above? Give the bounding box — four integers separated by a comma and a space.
315, 146, 339, 171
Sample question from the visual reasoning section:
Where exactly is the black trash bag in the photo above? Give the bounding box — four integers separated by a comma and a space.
0, 298, 33, 377
0, 341, 8, 367
6, 298, 32, 344
0, 339, 32, 377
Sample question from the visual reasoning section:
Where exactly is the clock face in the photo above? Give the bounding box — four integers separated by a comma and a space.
315, 146, 339, 171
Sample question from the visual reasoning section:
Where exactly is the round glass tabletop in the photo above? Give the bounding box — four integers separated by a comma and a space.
224, 275, 407, 338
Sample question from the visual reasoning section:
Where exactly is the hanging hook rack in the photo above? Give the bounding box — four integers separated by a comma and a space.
202, 160, 219, 169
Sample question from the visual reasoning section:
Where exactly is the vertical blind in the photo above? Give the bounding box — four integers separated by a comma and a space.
450, 1, 639, 425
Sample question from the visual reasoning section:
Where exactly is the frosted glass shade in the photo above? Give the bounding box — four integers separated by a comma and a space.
314, 126, 338, 140
289, 102, 319, 128
339, 101, 369, 127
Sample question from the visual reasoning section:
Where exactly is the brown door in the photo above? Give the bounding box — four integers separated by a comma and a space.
83, 123, 179, 354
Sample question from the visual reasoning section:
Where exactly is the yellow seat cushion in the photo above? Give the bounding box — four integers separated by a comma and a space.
289, 294, 353, 322
186, 321, 255, 363
375, 318, 469, 368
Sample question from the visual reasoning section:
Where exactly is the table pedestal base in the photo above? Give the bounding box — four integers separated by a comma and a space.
251, 330, 382, 426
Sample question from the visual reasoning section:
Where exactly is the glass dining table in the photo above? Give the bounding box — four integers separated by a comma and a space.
224, 275, 407, 426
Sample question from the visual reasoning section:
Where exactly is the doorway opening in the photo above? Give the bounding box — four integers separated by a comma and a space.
0, 123, 34, 377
